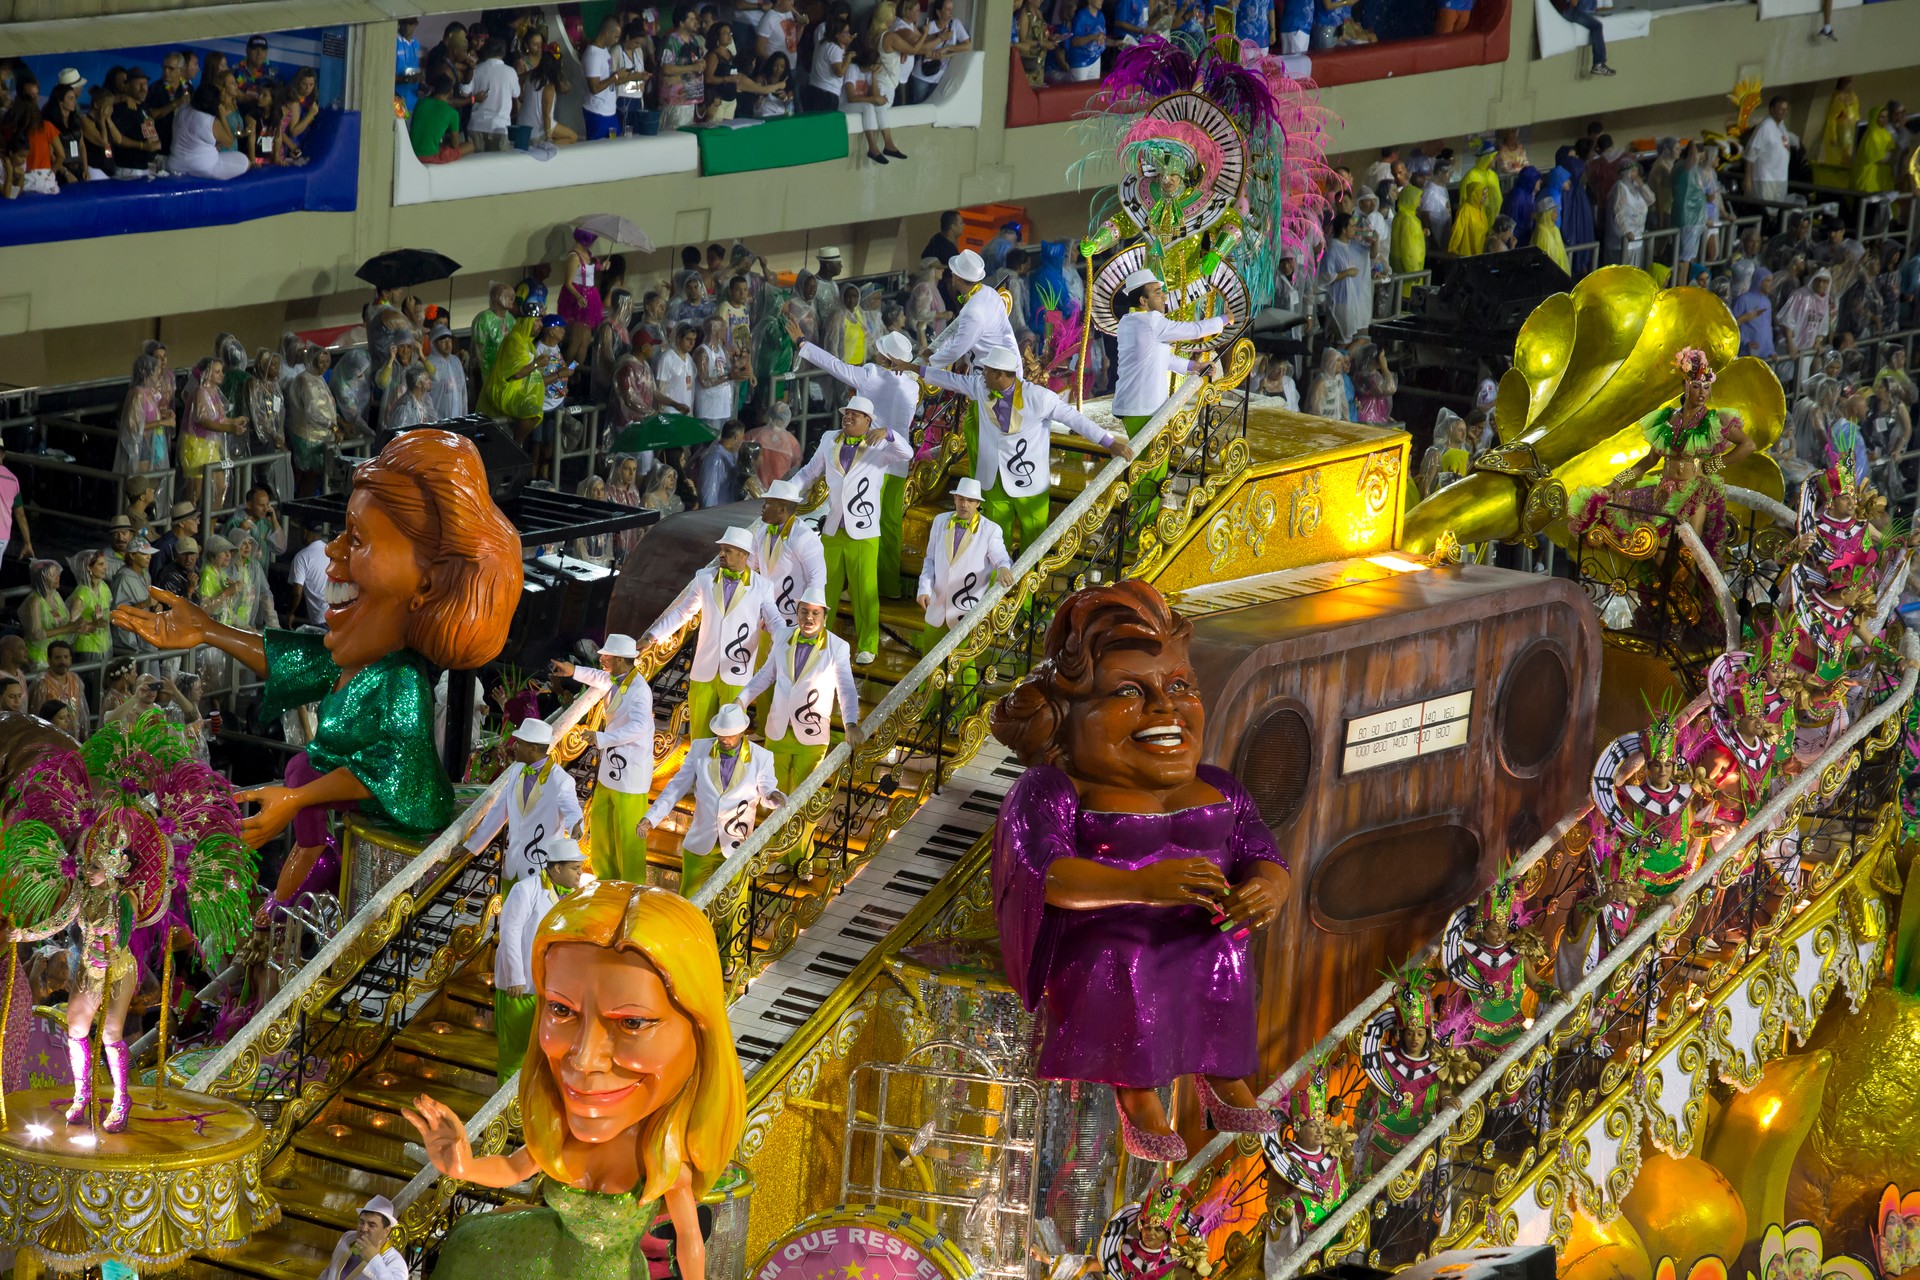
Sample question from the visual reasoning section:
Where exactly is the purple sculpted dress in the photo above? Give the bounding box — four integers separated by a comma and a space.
993, 764, 1287, 1088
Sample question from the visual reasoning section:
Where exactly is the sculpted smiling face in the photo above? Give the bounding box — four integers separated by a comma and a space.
1059, 635, 1204, 792
322, 487, 426, 670
537, 942, 696, 1148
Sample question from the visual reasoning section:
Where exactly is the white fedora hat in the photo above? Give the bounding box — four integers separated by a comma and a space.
949, 250, 986, 283
764, 478, 804, 503
600, 633, 640, 659
1122, 267, 1160, 293
513, 716, 555, 744
716, 526, 755, 554
842, 395, 876, 418
877, 331, 914, 363
544, 836, 587, 864
710, 703, 751, 736
798, 584, 828, 607
951, 477, 984, 501
978, 346, 1022, 373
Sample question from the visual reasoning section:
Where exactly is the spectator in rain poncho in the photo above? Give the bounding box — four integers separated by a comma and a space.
1307, 346, 1353, 420
746, 401, 802, 485
1501, 166, 1541, 243
329, 347, 375, 435
591, 290, 636, 408
572, 475, 617, 568
288, 345, 339, 497
906, 257, 951, 352
605, 454, 647, 562
668, 273, 714, 328
424, 325, 469, 422
1319, 213, 1374, 343
382, 365, 437, 433
1531, 196, 1570, 274
277, 333, 306, 391
1607, 164, 1652, 268
244, 348, 295, 503
756, 295, 815, 391
1420, 408, 1473, 496
117, 352, 175, 479
611, 349, 657, 441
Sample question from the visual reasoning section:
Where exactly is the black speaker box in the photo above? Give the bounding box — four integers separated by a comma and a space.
1429, 247, 1573, 330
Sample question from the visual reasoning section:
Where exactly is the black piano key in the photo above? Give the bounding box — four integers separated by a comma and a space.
890, 869, 941, 888
739, 1033, 783, 1052
936, 821, 986, 838
863, 902, 907, 922
838, 923, 888, 944
764, 1007, 811, 1026
958, 798, 1000, 817
807, 959, 854, 979
918, 845, 962, 863
772, 996, 818, 1015
781, 984, 830, 1004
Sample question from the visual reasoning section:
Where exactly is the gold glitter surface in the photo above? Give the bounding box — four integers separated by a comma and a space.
1559, 1208, 1653, 1280
1700, 1050, 1832, 1261
1786, 986, 1920, 1263
1620, 1155, 1748, 1274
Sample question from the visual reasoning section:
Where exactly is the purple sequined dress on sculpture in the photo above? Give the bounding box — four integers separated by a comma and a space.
993, 764, 1286, 1087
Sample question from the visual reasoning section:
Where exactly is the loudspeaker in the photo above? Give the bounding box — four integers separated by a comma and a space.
1188, 566, 1600, 1074
1428, 247, 1573, 330
378, 418, 534, 505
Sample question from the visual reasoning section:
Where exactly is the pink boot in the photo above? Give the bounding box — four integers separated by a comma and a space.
103, 1039, 132, 1133
63, 1035, 93, 1124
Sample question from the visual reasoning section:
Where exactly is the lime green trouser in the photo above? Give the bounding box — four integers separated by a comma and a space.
823, 530, 881, 656
962, 407, 1051, 553
767, 732, 829, 866
588, 786, 653, 883
915, 623, 984, 714
878, 472, 907, 599
982, 482, 1050, 556
494, 990, 537, 1078
1118, 412, 1166, 538
682, 845, 726, 897
686, 675, 747, 741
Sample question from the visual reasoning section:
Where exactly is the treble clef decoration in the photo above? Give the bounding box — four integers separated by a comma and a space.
849, 476, 876, 529
951, 570, 980, 613
778, 574, 798, 615
1005, 437, 1036, 489
725, 623, 753, 674
521, 822, 547, 876
605, 749, 628, 784
723, 802, 754, 847
794, 687, 825, 741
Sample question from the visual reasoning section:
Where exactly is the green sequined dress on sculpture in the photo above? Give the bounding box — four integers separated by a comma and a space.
259, 628, 455, 839
433, 1180, 659, 1279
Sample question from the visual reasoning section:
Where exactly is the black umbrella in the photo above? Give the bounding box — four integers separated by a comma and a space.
355, 249, 463, 291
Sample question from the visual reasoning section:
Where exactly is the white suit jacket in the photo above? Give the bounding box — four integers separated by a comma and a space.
465, 759, 584, 884
741, 624, 861, 747
571, 667, 656, 796
928, 285, 1017, 370
918, 511, 1013, 628
753, 518, 828, 626
646, 739, 784, 857
495, 874, 561, 993
645, 566, 783, 686
791, 428, 913, 539
919, 366, 1113, 498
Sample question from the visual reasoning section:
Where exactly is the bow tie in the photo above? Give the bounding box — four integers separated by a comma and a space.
795, 632, 821, 648
719, 568, 747, 584
957, 515, 979, 534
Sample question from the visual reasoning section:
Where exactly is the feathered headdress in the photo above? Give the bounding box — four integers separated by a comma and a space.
1292, 1058, 1332, 1124
1121, 118, 1226, 195
1390, 961, 1435, 1031
1726, 76, 1765, 137
1644, 691, 1682, 765
1482, 864, 1535, 929
0, 715, 255, 970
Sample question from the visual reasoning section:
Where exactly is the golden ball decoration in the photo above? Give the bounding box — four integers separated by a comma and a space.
1787, 986, 1920, 1262
1621, 1155, 1747, 1274
1558, 1208, 1653, 1280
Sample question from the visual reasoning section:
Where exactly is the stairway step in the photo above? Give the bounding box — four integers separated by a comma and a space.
192, 1213, 344, 1280
345, 1050, 495, 1118
394, 1009, 501, 1075
262, 1149, 409, 1232
292, 1099, 428, 1180
446, 962, 496, 1010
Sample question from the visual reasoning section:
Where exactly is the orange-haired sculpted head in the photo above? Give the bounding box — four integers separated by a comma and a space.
325, 430, 522, 671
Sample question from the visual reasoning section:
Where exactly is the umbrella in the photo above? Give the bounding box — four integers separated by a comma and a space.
612, 413, 717, 453
355, 249, 463, 291
575, 214, 655, 252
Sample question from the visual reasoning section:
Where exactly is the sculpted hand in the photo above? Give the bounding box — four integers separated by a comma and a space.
235, 784, 303, 849
114, 587, 213, 649
1136, 857, 1228, 910
1222, 877, 1280, 930
402, 1094, 476, 1180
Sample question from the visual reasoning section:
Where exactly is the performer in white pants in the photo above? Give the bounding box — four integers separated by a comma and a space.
643, 526, 783, 741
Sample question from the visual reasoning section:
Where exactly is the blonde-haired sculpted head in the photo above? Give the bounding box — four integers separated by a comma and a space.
522, 882, 745, 1202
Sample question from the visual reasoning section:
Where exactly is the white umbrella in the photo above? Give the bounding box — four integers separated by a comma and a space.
576, 214, 655, 252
